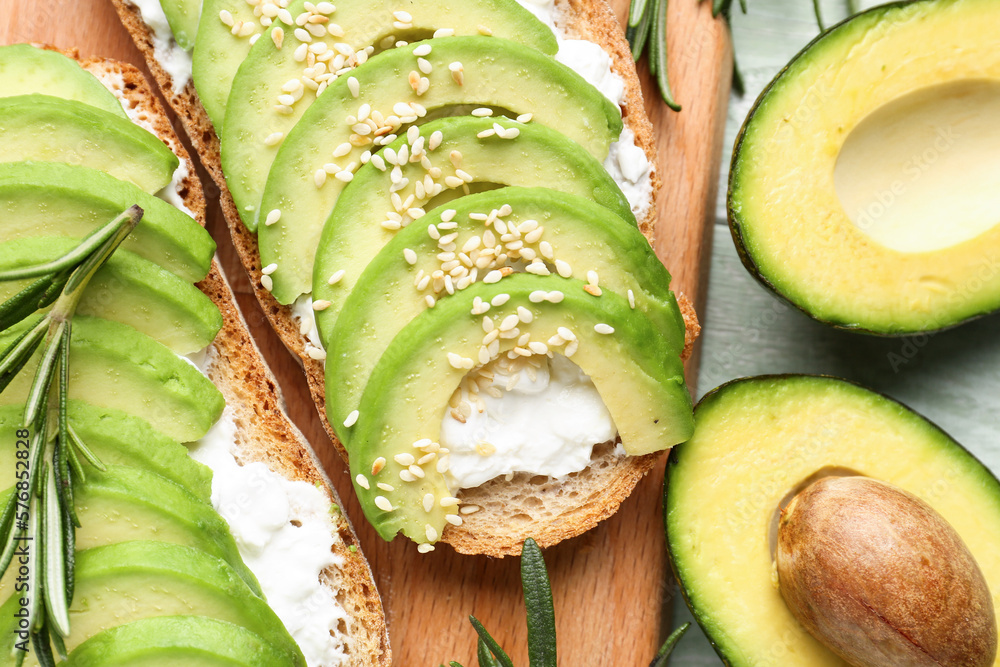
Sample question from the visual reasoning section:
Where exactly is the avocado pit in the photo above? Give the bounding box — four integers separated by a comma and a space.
776, 475, 997, 667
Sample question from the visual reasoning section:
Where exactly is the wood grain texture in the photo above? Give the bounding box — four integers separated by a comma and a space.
0, 0, 731, 663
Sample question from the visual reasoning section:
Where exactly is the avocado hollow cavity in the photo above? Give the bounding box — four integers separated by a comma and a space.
834, 79, 1000, 254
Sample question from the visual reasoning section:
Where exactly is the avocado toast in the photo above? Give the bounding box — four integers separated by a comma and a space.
0, 44, 388, 664
114, 0, 699, 555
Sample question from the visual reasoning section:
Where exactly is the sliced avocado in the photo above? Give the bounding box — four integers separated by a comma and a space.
666, 375, 1000, 667
0, 541, 305, 664
0, 162, 214, 283
192, 0, 262, 129
222, 0, 557, 231
324, 186, 686, 431
348, 273, 692, 544
259, 35, 623, 303
310, 117, 633, 327
65, 617, 294, 666
728, 0, 1000, 334
0, 316, 224, 444
0, 94, 178, 193
0, 238, 221, 354
69, 465, 261, 595
0, 44, 128, 119
160, 0, 202, 51
0, 402, 213, 501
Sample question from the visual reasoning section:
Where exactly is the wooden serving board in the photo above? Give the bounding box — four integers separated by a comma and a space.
0, 1, 730, 663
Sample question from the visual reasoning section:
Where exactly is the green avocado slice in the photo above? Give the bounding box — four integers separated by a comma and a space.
259, 35, 624, 303
308, 115, 633, 326
160, 0, 203, 51
221, 0, 557, 231
666, 375, 1000, 667
0, 162, 214, 283
0, 402, 213, 502
70, 465, 261, 596
0, 316, 224, 444
64, 617, 294, 666
324, 186, 686, 433
0, 542, 305, 664
348, 273, 692, 545
0, 44, 128, 119
0, 238, 221, 354
0, 94, 178, 193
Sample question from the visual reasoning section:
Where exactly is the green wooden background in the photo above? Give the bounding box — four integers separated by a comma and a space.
669, 0, 1000, 662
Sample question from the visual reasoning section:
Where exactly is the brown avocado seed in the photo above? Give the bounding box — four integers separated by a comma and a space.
775, 475, 997, 667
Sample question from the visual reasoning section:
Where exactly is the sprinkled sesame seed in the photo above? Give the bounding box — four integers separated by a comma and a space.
374, 496, 393, 512
424, 295, 436, 308
417, 543, 435, 553
393, 9, 413, 22
483, 270, 502, 284
313, 169, 327, 187
328, 269, 346, 285
460, 504, 481, 515
555, 259, 572, 278
584, 284, 603, 297
394, 453, 415, 466
316, 2, 335, 13
477, 128, 496, 139
264, 209, 282, 226
377, 482, 394, 492
262, 263, 278, 275
565, 340, 579, 357
423, 494, 435, 512
417, 57, 432, 74
558, 327, 577, 341
491, 294, 510, 307
499, 314, 520, 332
355, 474, 370, 490
372, 457, 386, 475
446, 514, 463, 526
409, 464, 425, 479
628, 289, 636, 309
402, 248, 418, 265
264, 132, 284, 147
517, 113, 533, 123
529, 341, 549, 355
440, 497, 461, 508
472, 107, 493, 117
547, 291, 565, 303
424, 524, 439, 542
312, 300, 332, 311
261, 274, 274, 291
587, 270, 600, 285
271, 27, 285, 48
335, 170, 354, 183
478, 24, 493, 35
529, 290, 547, 303
399, 470, 416, 482
525, 262, 550, 276
517, 306, 533, 323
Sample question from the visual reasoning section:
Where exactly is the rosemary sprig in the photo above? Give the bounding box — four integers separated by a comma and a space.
445, 538, 691, 667
0, 205, 142, 664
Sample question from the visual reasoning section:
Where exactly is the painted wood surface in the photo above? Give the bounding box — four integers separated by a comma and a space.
0, 0, 732, 664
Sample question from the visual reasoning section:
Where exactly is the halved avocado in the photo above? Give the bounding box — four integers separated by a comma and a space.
0, 402, 213, 502
221, 0, 557, 231
666, 375, 1000, 667
0, 94, 178, 193
259, 35, 623, 303
0, 316, 224, 444
311, 116, 635, 336
0, 238, 221, 354
728, 0, 1000, 334
0, 541, 305, 664
324, 186, 686, 431
0, 161, 214, 282
0, 44, 128, 119
65, 617, 293, 666
349, 273, 692, 545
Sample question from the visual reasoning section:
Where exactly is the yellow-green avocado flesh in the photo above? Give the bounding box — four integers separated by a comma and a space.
666, 375, 1000, 667
350, 273, 692, 545
728, 0, 1000, 334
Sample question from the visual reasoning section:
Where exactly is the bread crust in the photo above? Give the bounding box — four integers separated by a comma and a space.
111, 0, 698, 557
80, 53, 391, 665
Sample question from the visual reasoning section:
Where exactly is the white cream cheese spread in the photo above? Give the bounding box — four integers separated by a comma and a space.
441, 353, 618, 490
130, 0, 193, 93
185, 350, 351, 667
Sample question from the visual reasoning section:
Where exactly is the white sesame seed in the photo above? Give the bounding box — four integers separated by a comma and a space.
417, 543, 435, 553
555, 259, 572, 278
423, 494, 435, 513
448, 353, 474, 370
517, 306, 533, 323
424, 295, 436, 308
440, 497, 461, 508
477, 129, 496, 139
393, 9, 412, 22
499, 314, 520, 332
377, 483, 395, 492
529, 290, 547, 303
491, 294, 510, 307
399, 470, 416, 482
314, 169, 327, 187
402, 248, 417, 265
264, 209, 282, 227
374, 496, 393, 512
409, 464, 425, 479
547, 291, 565, 303
445, 514, 463, 526
460, 504, 480, 515
483, 270, 502, 284
261, 263, 278, 275
264, 132, 284, 147
335, 170, 354, 183
565, 340, 579, 357
277, 8, 294, 24
425, 524, 439, 542
372, 457, 386, 475
628, 289, 636, 309
472, 107, 493, 117
529, 341, 549, 355
394, 453, 415, 466
343, 410, 359, 427
587, 270, 600, 285
517, 113, 533, 123
412, 44, 432, 57
316, 1, 335, 13
294, 27, 311, 42
525, 262, 550, 276
271, 27, 285, 49
312, 300, 332, 311
355, 474, 370, 490
595, 323, 615, 335
328, 269, 346, 285
261, 274, 274, 291
417, 57, 433, 74
558, 327, 576, 341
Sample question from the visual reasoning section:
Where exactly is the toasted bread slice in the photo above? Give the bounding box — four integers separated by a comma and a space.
79, 53, 391, 663
111, 0, 699, 557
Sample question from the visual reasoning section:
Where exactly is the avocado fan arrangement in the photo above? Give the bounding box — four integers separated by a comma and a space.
131, 0, 696, 553
661, 0, 1000, 665
0, 44, 339, 665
